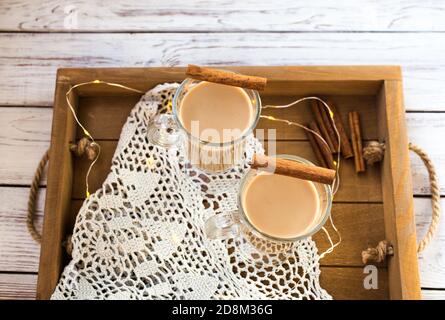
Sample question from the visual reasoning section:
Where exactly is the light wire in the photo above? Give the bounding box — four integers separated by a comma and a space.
65, 81, 342, 259
65, 80, 144, 197
261, 96, 342, 259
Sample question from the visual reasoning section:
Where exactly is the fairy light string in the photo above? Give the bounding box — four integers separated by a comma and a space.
65, 80, 144, 198
66, 81, 341, 259
261, 96, 343, 259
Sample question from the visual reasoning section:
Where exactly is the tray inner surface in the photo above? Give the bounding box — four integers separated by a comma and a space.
67, 91, 386, 300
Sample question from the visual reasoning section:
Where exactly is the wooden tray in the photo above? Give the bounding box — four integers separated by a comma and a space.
37, 66, 420, 300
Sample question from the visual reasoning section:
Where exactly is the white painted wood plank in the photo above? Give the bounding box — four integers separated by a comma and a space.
0, 273, 36, 300
1, 107, 444, 196
0, 107, 50, 185
408, 113, 445, 195
0, 33, 445, 109
0, 187, 43, 273
1, 0, 445, 32
0, 0, 443, 301
416, 198, 445, 289
422, 290, 445, 300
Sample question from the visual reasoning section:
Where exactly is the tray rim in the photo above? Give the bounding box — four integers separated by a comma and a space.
37, 66, 419, 300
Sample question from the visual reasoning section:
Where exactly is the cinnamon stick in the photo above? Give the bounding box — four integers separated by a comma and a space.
327, 100, 354, 158
186, 64, 267, 91
251, 154, 336, 185
309, 100, 335, 153
305, 123, 328, 168
318, 100, 340, 151
349, 111, 366, 173
308, 122, 336, 170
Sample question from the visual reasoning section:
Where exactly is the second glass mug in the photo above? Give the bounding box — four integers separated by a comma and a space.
205, 155, 333, 256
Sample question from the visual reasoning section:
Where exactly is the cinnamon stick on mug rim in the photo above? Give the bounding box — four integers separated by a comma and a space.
251, 154, 336, 185
186, 64, 267, 91
349, 111, 366, 173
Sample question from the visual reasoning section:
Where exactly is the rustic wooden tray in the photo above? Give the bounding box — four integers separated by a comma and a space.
37, 66, 420, 300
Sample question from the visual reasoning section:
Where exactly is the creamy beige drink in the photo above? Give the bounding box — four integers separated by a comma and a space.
241, 171, 320, 239
178, 81, 254, 143
176, 80, 259, 172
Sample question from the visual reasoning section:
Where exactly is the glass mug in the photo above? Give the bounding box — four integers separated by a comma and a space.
172, 78, 262, 173
205, 155, 332, 258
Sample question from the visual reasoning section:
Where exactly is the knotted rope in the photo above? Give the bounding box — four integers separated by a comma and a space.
26, 138, 99, 253
26, 149, 49, 244
69, 137, 99, 160
363, 141, 385, 165
408, 143, 441, 253
361, 141, 441, 263
361, 240, 394, 264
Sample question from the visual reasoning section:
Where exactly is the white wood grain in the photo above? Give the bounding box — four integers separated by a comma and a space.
0, 0, 444, 32
0, 187, 43, 272
421, 290, 445, 300
416, 198, 445, 289
408, 113, 445, 195
0, 33, 445, 109
0, 273, 36, 300
0, 0, 444, 299
0, 107, 50, 185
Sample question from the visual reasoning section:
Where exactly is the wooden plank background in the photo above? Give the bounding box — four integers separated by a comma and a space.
0, 0, 444, 299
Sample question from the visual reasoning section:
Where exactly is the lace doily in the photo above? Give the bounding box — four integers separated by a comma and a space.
52, 83, 331, 300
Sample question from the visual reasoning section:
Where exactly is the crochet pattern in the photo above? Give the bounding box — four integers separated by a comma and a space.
52, 83, 331, 300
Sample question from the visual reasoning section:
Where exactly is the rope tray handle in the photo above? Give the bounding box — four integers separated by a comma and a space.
361, 142, 441, 264
26, 137, 98, 254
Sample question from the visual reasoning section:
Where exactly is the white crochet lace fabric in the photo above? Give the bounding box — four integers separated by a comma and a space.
52, 83, 331, 300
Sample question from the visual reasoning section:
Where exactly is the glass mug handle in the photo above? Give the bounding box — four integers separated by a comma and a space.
205, 211, 241, 240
